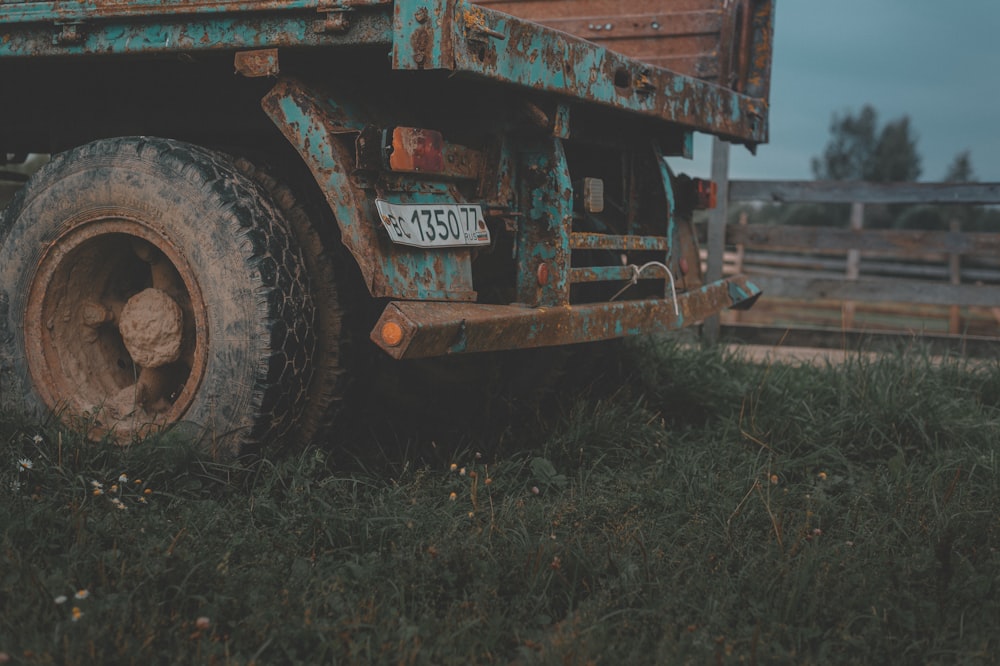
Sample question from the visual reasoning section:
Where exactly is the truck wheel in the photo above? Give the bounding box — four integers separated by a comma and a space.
0, 137, 315, 457
230, 156, 351, 445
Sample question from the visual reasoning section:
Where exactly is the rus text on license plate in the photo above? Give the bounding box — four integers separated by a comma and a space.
375, 200, 491, 248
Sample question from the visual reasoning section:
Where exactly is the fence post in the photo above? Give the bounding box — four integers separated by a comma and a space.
731, 210, 748, 322
842, 202, 864, 329
703, 137, 730, 344
948, 218, 961, 334
734, 210, 748, 274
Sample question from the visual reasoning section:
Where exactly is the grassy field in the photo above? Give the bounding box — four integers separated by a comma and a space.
2, 339, 999, 665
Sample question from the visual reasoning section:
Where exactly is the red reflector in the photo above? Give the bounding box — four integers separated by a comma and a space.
695, 179, 717, 210
389, 127, 444, 173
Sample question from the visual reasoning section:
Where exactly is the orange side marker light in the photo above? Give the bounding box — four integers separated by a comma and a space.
381, 321, 405, 347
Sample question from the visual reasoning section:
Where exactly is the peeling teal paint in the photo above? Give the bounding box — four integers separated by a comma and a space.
0, 0, 767, 144
728, 279, 763, 305
681, 132, 694, 159
517, 138, 571, 306
263, 79, 475, 302
0, 3, 393, 57
392, 0, 767, 144
0, 1, 388, 25
656, 145, 677, 269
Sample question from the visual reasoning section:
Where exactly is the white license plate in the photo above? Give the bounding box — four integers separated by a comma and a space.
376, 200, 491, 248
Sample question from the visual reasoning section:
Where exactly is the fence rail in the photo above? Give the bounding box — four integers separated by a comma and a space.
703, 159, 1000, 350
729, 180, 1000, 205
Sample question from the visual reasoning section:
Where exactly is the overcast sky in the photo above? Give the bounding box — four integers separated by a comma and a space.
681, 0, 1000, 183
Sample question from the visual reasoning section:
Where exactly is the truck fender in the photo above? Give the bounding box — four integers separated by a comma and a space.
260, 77, 476, 302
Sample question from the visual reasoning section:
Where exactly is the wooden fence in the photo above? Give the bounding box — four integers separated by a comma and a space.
702, 152, 1000, 353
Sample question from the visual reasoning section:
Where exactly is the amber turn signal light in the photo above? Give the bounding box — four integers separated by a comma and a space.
380, 321, 404, 347
388, 127, 445, 173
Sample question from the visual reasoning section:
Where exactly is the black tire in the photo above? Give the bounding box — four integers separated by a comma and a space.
0, 137, 315, 457
230, 156, 351, 445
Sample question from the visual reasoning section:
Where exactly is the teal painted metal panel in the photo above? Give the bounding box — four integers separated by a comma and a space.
656, 144, 678, 269
391, 0, 452, 70
0, 1, 392, 57
1, 0, 767, 143
516, 137, 571, 306
261, 78, 476, 301
0, 1, 386, 24
391, 0, 768, 144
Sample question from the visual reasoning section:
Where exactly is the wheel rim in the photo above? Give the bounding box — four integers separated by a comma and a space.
25, 214, 208, 441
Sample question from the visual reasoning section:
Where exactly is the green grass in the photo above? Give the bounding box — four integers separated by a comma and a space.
2, 340, 999, 664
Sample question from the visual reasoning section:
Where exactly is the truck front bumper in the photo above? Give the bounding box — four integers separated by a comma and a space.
370, 275, 761, 359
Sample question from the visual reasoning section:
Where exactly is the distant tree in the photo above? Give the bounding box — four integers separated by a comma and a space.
811, 105, 878, 181
943, 150, 975, 183
870, 116, 921, 182
894, 151, 979, 231
894, 150, 986, 231
808, 106, 923, 228
941, 150, 981, 231
812, 105, 921, 183
937, 152, 998, 255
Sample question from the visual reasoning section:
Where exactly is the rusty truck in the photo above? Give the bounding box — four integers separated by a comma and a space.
0, 0, 774, 455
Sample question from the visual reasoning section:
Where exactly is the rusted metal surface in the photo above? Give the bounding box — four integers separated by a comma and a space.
494, 7, 725, 79
440, 143, 484, 180
542, 11, 723, 43
478, 0, 774, 94
370, 275, 763, 359
0, 0, 770, 144
261, 77, 478, 301
742, 0, 774, 100
234, 48, 280, 76
672, 213, 704, 290
477, 136, 518, 229
570, 233, 671, 252
516, 137, 571, 306
1, 0, 773, 364
0, 1, 394, 57
392, 0, 769, 145
569, 265, 673, 284
0, 0, 392, 24
475, 0, 774, 145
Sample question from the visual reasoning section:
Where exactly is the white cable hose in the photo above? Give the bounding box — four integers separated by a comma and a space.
609, 261, 679, 316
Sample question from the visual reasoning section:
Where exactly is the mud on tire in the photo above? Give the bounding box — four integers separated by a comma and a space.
0, 137, 316, 457
229, 156, 352, 446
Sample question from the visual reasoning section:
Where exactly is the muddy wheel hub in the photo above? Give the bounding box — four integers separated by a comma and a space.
119, 288, 184, 369
24, 217, 208, 441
